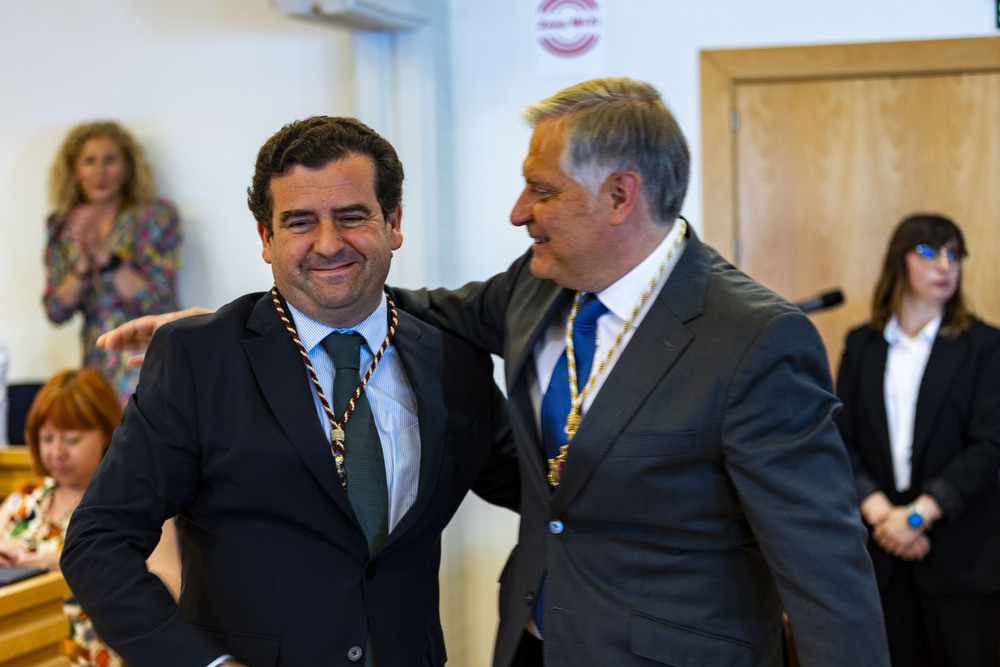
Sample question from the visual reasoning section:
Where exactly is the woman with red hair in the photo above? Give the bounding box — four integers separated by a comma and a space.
0, 368, 179, 666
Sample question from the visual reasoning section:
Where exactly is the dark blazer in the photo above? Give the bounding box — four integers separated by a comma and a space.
836, 319, 1000, 594
391, 230, 888, 666
61, 291, 519, 667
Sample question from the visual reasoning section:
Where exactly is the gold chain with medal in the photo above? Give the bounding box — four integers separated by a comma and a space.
271, 284, 397, 487
547, 219, 687, 486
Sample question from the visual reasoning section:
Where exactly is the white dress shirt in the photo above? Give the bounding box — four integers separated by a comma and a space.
288, 295, 421, 532
883, 314, 940, 492
530, 222, 688, 429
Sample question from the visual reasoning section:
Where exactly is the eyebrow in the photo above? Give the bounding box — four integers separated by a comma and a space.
334, 203, 375, 216
278, 203, 375, 224
278, 209, 315, 224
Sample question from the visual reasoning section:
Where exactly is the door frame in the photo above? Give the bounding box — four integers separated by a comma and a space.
700, 36, 1000, 261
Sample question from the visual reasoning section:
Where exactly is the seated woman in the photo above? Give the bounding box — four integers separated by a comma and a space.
0, 368, 180, 667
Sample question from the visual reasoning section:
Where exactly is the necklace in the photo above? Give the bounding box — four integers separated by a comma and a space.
47, 484, 82, 526
271, 285, 397, 487
547, 219, 687, 486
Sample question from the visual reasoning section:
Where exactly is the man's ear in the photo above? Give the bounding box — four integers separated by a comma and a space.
257, 221, 273, 264
386, 205, 403, 250
605, 170, 642, 226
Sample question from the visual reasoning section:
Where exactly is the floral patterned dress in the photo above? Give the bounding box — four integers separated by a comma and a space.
44, 198, 181, 404
0, 478, 123, 667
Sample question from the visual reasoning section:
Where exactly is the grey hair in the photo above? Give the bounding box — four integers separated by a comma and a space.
522, 77, 689, 224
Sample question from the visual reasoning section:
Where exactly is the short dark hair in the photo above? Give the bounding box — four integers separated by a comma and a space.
522, 77, 690, 224
248, 116, 404, 232
871, 213, 971, 336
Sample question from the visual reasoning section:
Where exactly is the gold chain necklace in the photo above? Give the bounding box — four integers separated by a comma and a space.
271, 285, 397, 487
548, 219, 686, 486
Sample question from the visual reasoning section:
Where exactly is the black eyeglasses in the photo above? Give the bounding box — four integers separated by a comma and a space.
913, 244, 964, 264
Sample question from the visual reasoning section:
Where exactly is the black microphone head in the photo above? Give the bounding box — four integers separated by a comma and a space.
795, 289, 845, 313
820, 290, 844, 308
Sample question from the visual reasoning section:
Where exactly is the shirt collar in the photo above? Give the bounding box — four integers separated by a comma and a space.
595, 220, 686, 321
287, 294, 389, 355
884, 313, 941, 346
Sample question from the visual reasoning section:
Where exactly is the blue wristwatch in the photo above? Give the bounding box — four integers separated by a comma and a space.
906, 503, 925, 530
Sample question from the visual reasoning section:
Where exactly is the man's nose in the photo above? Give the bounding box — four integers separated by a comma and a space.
510, 191, 532, 227
315, 221, 345, 254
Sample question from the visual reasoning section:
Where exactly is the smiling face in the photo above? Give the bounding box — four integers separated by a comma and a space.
259, 154, 403, 328
510, 118, 615, 292
73, 135, 127, 207
37, 420, 106, 493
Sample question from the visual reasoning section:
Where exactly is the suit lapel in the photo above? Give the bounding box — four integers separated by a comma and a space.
381, 309, 446, 543
506, 284, 574, 479
858, 333, 894, 477
243, 294, 355, 518
548, 233, 706, 510
505, 280, 572, 391
912, 332, 967, 473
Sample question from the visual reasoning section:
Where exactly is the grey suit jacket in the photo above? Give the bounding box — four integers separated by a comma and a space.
391, 230, 889, 666
61, 291, 518, 667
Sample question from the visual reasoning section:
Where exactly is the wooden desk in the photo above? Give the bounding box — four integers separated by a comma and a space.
0, 446, 34, 499
0, 570, 72, 666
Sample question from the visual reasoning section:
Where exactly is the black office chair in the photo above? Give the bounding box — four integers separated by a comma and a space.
7, 382, 43, 445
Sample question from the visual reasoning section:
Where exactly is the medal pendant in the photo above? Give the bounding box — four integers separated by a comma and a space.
547, 445, 570, 487
331, 449, 347, 486
564, 412, 581, 438
547, 458, 562, 486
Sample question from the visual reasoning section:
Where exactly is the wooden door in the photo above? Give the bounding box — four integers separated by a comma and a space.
701, 38, 1000, 373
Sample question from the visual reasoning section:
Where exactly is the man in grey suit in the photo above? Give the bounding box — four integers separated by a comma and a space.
390, 77, 890, 665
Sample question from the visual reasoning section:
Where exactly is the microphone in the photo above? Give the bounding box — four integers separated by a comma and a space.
795, 289, 844, 314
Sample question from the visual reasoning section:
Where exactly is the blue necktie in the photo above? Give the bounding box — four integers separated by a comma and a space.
540, 293, 609, 461
322, 332, 389, 555
534, 293, 607, 636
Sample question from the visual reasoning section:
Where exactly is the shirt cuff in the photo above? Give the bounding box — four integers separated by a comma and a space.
207, 656, 235, 667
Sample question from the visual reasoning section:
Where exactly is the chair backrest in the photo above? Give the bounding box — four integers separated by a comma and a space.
7, 383, 43, 446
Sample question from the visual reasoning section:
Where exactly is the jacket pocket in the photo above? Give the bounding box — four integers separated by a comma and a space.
630, 611, 752, 666
195, 625, 280, 667
612, 431, 695, 457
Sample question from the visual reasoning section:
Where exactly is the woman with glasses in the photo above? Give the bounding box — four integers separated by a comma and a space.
836, 213, 1000, 666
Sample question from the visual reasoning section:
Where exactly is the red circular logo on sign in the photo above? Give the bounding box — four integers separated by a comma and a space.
536, 0, 601, 58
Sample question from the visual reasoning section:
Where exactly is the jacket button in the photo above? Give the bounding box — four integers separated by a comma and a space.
366, 563, 376, 578
348, 645, 364, 662
548, 520, 564, 534
525, 591, 535, 606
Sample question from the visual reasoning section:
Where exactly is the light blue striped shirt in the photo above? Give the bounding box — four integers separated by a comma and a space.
287, 295, 420, 532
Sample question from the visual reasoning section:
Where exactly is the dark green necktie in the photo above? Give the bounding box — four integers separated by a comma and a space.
322, 331, 389, 555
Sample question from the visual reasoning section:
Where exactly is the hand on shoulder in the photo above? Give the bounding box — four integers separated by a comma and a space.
97, 308, 214, 366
